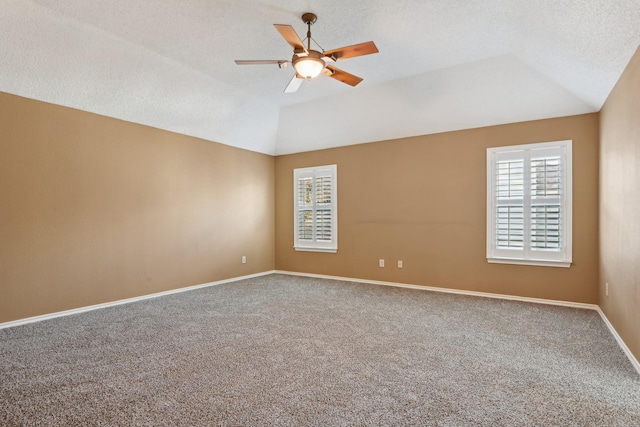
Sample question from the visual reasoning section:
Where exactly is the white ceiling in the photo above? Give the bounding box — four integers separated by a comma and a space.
1, 0, 639, 155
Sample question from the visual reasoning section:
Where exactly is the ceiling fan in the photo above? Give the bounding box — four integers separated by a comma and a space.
235, 13, 379, 93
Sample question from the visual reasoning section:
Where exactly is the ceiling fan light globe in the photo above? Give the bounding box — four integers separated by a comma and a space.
292, 56, 324, 79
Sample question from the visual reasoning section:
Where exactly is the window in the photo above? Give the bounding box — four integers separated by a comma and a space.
487, 140, 572, 267
293, 165, 337, 252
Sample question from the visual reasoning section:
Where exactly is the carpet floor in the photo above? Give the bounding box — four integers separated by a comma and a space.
1, 274, 639, 426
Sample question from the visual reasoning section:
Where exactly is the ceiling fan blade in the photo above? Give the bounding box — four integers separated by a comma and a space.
323, 41, 379, 61
274, 24, 307, 53
325, 65, 363, 87
284, 74, 304, 93
235, 60, 289, 66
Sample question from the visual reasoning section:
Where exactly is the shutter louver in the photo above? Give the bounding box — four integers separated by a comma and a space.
315, 209, 332, 241
531, 205, 561, 249
298, 210, 313, 241
496, 206, 524, 248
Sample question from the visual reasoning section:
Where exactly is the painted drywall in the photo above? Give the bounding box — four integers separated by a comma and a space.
275, 114, 599, 303
0, 92, 275, 323
599, 46, 640, 362
275, 54, 595, 155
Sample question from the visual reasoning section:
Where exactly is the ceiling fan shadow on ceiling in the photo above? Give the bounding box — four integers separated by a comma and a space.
235, 12, 379, 93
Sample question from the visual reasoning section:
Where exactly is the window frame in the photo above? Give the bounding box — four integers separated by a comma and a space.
486, 140, 572, 268
293, 164, 338, 253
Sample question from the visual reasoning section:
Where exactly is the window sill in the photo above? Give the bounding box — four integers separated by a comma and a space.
294, 246, 337, 253
487, 258, 571, 268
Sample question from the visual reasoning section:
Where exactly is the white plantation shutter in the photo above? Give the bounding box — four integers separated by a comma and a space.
495, 159, 525, 249
315, 175, 333, 242
487, 141, 572, 267
297, 177, 314, 241
530, 154, 562, 251
294, 165, 337, 252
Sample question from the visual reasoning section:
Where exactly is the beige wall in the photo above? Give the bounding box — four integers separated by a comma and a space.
599, 46, 640, 361
275, 114, 600, 303
0, 92, 275, 323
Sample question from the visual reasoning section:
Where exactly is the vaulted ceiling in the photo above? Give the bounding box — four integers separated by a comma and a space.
2, 1, 639, 155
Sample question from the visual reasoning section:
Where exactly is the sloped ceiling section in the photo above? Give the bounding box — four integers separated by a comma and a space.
1, 0, 639, 155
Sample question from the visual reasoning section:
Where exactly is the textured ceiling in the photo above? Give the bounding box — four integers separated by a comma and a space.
1, 0, 639, 155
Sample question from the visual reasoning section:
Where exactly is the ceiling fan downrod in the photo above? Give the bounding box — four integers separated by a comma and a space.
301, 12, 317, 52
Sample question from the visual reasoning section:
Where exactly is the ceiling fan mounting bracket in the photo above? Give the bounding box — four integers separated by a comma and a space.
301, 13, 317, 25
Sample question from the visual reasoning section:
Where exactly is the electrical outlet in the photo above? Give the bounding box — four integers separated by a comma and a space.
398, 260, 403, 268
379, 259, 385, 268
241, 256, 247, 264
605, 282, 609, 296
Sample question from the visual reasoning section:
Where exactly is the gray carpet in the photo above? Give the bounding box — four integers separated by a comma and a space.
1, 274, 639, 426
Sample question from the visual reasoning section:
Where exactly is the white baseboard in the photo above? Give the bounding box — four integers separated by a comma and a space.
0, 270, 276, 330
276, 270, 640, 376
275, 270, 598, 310
596, 307, 640, 376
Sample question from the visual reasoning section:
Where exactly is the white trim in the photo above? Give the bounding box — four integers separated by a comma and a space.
0, 271, 276, 330
596, 307, 640, 376
294, 247, 338, 253
274, 270, 596, 310
487, 258, 571, 268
